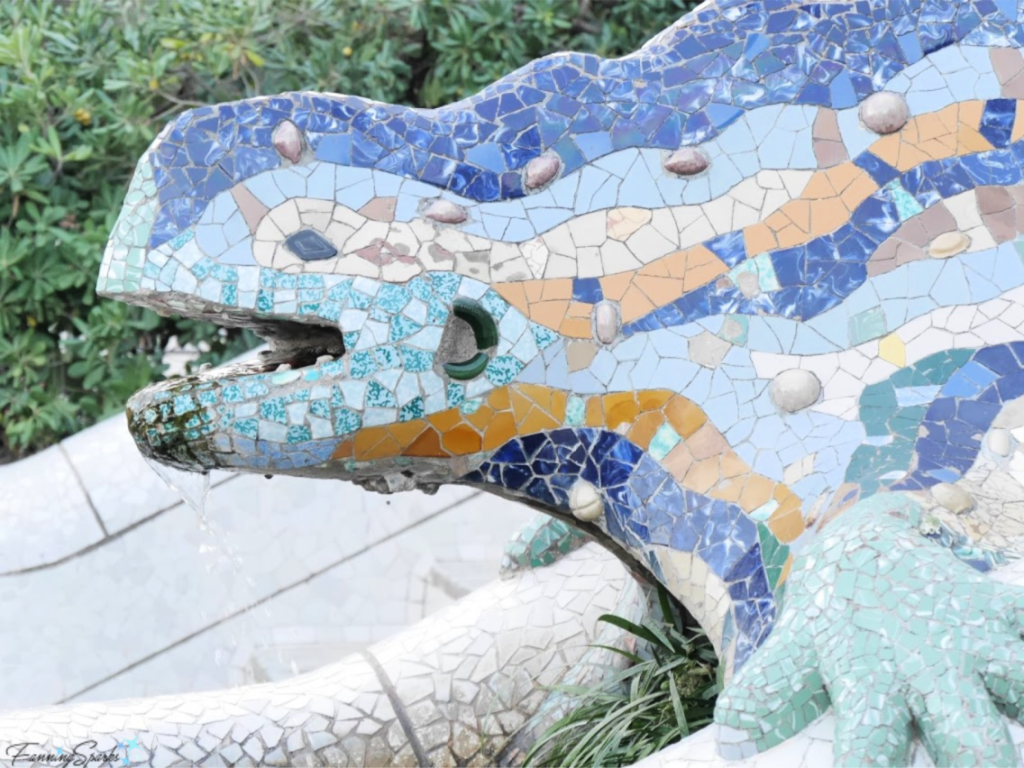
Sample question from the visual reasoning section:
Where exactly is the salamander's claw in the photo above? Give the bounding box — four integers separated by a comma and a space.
715, 492, 1024, 767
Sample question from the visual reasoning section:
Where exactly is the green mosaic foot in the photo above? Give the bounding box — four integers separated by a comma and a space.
500, 514, 590, 578
715, 492, 1024, 767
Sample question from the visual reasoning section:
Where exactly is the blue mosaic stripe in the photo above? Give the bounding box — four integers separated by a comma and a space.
145, 0, 1024, 249
623, 135, 1024, 336
893, 342, 1024, 490
461, 427, 778, 664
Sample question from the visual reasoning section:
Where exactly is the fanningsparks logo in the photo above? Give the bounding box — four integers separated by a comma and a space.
6, 736, 141, 765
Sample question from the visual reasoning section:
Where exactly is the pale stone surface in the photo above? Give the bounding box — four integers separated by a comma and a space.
928, 230, 970, 258
664, 147, 709, 175
859, 91, 909, 134
272, 120, 303, 163
930, 482, 976, 514
770, 369, 822, 413
989, 428, 1012, 456
524, 154, 560, 189
423, 199, 467, 224
569, 479, 603, 521
594, 300, 620, 344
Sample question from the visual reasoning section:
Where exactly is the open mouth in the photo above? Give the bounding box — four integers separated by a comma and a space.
184, 318, 348, 382
245, 319, 346, 375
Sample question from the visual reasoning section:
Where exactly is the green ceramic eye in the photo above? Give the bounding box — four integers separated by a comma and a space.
443, 352, 490, 380
443, 299, 497, 380
452, 298, 498, 349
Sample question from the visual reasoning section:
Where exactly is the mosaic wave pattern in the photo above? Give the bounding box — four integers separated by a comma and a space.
97, 0, 1024, 764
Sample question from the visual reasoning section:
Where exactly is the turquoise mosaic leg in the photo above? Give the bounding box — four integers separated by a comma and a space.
715, 491, 1024, 767
830, 669, 911, 767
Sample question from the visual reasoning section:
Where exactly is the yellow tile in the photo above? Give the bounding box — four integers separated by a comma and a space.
879, 332, 906, 367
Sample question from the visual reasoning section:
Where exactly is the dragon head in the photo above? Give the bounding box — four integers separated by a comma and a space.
100, 0, 1024, 668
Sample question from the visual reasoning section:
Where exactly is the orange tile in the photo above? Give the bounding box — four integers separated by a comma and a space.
809, 197, 850, 236
618, 285, 657, 322
354, 426, 389, 458
662, 442, 694, 481
542, 279, 573, 300
664, 396, 707, 438
566, 301, 591, 318
520, 407, 560, 433
524, 281, 544, 302
494, 282, 529, 315
361, 433, 402, 461
488, 387, 511, 411
638, 257, 672, 277
710, 477, 743, 504
627, 411, 665, 449
518, 383, 553, 413
549, 390, 567, 421
719, 451, 749, 480
766, 505, 804, 543
776, 555, 794, 587
634, 274, 685, 306
895, 141, 932, 170
801, 171, 839, 200
531, 300, 570, 328
600, 272, 633, 301
682, 246, 728, 289
509, 389, 533, 424
743, 223, 778, 257
388, 420, 429, 448
683, 458, 719, 494
604, 393, 640, 431
442, 424, 482, 454
428, 408, 462, 431
823, 162, 863, 194
585, 396, 604, 427
483, 412, 517, 450
637, 390, 672, 411
738, 474, 776, 512
330, 439, 354, 460
660, 249, 692, 278
957, 124, 994, 154
406, 428, 446, 458
838, 171, 877, 209
559, 316, 592, 338
870, 133, 902, 166
780, 200, 811, 233
464, 405, 494, 431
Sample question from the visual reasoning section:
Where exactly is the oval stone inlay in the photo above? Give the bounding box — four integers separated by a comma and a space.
859, 91, 909, 135
928, 231, 970, 259
424, 199, 467, 224
272, 120, 304, 163
930, 482, 975, 514
594, 301, 620, 344
770, 369, 822, 413
664, 147, 708, 175
524, 154, 561, 189
569, 479, 603, 522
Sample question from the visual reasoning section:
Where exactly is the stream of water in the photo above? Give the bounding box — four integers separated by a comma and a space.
144, 458, 275, 684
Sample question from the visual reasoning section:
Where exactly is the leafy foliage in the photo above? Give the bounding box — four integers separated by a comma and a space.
0, 0, 692, 459
524, 587, 719, 767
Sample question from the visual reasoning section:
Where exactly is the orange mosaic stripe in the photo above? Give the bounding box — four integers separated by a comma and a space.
495, 100, 1022, 338
330, 385, 805, 543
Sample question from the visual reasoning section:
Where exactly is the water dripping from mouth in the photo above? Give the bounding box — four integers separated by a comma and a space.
144, 458, 276, 685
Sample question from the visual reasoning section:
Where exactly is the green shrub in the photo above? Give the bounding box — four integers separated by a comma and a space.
524, 588, 720, 767
0, 0, 692, 459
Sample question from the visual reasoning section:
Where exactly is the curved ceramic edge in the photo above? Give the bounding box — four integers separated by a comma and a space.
0, 544, 647, 767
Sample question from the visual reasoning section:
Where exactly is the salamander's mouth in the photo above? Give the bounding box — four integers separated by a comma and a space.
219, 318, 347, 378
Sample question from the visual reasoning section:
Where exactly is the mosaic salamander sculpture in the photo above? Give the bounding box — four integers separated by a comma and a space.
99, 0, 1024, 764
